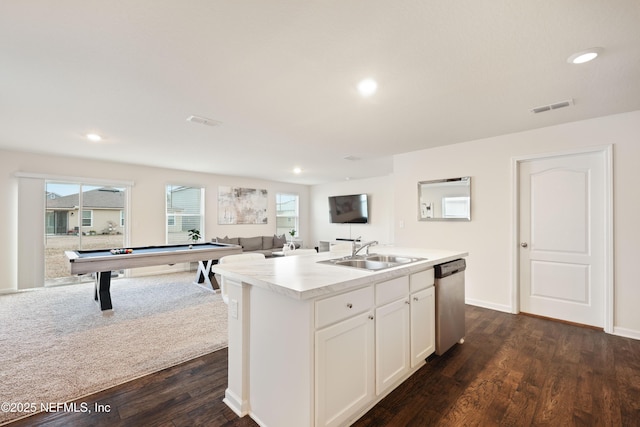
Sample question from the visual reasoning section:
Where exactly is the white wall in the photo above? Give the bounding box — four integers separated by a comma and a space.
310, 175, 393, 247
0, 149, 309, 292
3, 110, 639, 338
393, 110, 640, 338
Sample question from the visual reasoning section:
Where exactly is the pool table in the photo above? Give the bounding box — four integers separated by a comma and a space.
65, 242, 242, 310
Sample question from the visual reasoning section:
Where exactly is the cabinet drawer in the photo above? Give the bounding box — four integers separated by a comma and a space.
410, 269, 434, 293
316, 286, 374, 329
375, 276, 409, 306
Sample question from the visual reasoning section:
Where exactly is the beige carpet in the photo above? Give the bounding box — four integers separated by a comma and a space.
0, 272, 228, 425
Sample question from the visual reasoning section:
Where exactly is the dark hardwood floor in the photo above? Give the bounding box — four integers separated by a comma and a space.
7, 305, 640, 426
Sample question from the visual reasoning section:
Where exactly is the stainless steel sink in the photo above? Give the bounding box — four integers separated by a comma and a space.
318, 254, 426, 271
364, 254, 422, 264
333, 259, 395, 270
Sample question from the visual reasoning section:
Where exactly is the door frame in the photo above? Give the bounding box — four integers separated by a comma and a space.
510, 145, 614, 333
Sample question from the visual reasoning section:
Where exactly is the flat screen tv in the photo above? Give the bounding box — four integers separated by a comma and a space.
328, 194, 369, 224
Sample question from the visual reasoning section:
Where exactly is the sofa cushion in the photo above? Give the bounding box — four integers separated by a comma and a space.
273, 234, 287, 248
216, 236, 239, 245
239, 236, 263, 251
262, 236, 274, 249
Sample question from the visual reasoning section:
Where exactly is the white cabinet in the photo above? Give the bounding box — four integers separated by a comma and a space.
315, 287, 375, 427
410, 268, 434, 293
374, 276, 410, 395
410, 286, 435, 367
375, 297, 410, 394
316, 286, 374, 329
315, 310, 375, 427
374, 272, 435, 394
315, 269, 435, 426
410, 270, 436, 368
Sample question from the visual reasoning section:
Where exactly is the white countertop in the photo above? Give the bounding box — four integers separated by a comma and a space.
212, 246, 468, 300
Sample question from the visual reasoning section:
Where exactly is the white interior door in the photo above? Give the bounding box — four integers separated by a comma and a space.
519, 150, 609, 327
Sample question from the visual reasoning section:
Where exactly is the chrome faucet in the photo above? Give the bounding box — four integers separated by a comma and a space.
349, 236, 361, 257
352, 240, 379, 257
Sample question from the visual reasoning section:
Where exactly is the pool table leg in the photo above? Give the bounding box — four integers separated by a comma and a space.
94, 271, 113, 310
196, 260, 217, 290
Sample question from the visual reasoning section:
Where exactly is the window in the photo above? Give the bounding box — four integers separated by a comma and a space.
41, 181, 128, 287
82, 210, 93, 227
16, 174, 130, 289
166, 185, 204, 244
442, 196, 470, 219
276, 193, 299, 237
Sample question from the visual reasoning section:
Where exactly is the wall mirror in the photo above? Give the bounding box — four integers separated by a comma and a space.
418, 177, 471, 221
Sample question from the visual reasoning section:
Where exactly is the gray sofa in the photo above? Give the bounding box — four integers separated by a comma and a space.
214, 235, 298, 257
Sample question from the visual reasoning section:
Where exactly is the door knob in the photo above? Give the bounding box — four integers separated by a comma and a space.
520, 242, 528, 248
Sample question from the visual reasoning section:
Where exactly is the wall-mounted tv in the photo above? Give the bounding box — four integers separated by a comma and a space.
328, 194, 369, 224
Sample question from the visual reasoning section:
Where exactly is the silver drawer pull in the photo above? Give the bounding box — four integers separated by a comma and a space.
413, 297, 419, 301
346, 303, 353, 309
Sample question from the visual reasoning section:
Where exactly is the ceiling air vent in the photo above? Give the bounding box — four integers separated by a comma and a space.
530, 99, 574, 114
186, 115, 222, 126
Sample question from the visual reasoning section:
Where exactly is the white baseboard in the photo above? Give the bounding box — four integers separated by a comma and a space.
465, 298, 513, 313
223, 388, 250, 418
612, 326, 640, 341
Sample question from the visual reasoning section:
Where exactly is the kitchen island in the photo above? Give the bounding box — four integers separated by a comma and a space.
212, 246, 467, 427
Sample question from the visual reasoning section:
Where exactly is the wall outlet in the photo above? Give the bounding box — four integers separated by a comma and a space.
230, 299, 239, 319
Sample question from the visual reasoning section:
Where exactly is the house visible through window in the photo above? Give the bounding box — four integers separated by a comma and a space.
43, 182, 128, 286
82, 210, 93, 227
276, 193, 299, 238
166, 185, 204, 244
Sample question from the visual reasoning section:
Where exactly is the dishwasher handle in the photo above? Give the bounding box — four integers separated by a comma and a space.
434, 259, 466, 279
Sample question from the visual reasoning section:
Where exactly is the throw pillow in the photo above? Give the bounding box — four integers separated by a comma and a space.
216, 236, 239, 245
273, 234, 287, 248
262, 236, 274, 249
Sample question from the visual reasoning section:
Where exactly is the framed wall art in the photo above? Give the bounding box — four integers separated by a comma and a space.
218, 186, 268, 224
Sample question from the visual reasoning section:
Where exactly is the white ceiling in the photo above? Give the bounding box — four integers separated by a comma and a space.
1, 1, 639, 185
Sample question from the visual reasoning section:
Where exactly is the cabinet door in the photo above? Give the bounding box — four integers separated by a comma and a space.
315, 311, 375, 427
375, 298, 410, 395
410, 268, 434, 293
410, 287, 435, 368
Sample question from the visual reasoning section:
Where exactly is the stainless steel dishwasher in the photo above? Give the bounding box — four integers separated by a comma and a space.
434, 258, 466, 355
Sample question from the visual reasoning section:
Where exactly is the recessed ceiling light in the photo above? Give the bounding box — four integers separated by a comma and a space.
357, 78, 378, 97
293, 167, 302, 174
86, 133, 102, 142
567, 48, 602, 64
